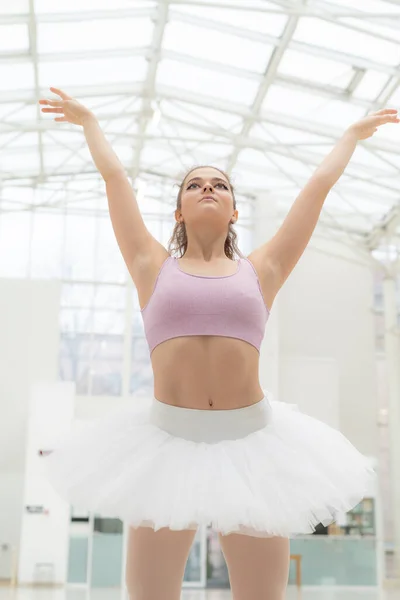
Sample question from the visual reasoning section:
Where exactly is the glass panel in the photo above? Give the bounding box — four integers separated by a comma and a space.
38, 19, 153, 53
145, 126, 232, 170
278, 50, 354, 88
130, 335, 153, 396
234, 162, 289, 192
294, 17, 400, 65
141, 143, 183, 172
1, 149, 39, 174
1, 132, 38, 149
59, 303, 124, 396
64, 215, 96, 281
59, 329, 91, 394
288, 537, 377, 585
91, 310, 125, 336
206, 527, 229, 588
0, 0, 27, 13
353, 70, 390, 100
173, 2, 287, 36
35, 0, 155, 12
91, 517, 123, 588
0, 103, 36, 121
67, 536, 88, 584
263, 84, 365, 125
0, 62, 34, 91
96, 218, 128, 284
183, 529, 203, 583
332, 0, 400, 10
68, 507, 90, 584
164, 20, 273, 73
92, 284, 125, 310
161, 99, 243, 130
0, 24, 28, 51
43, 144, 92, 172
30, 213, 64, 279
251, 122, 330, 144
61, 283, 94, 309
345, 498, 376, 536
60, 308, 92, 334
0, 212, 31, 278
156, 59, 259, 106
39, 56, 148, 87
90, 333, 123, 397
345, 17, 400, 43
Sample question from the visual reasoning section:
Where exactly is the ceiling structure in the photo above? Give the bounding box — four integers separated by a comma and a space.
2, 0, 400, 263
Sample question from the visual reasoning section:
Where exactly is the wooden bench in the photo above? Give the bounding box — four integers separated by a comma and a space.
290, 554, 302, 587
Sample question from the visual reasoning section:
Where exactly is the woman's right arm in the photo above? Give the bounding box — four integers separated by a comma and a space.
39, 87, 163, 269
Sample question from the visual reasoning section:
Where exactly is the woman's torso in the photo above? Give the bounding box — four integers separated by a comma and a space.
130, 247, 274, 410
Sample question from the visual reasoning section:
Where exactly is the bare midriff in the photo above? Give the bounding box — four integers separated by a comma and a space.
150, 336, 265, 410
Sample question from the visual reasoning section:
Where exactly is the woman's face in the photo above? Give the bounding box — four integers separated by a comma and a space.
178, 167, 236, 227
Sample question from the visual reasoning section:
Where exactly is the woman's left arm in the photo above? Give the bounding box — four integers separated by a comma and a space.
254, 108, 399, 288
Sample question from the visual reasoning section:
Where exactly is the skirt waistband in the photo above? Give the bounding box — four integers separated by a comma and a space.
149, 396, 271, 443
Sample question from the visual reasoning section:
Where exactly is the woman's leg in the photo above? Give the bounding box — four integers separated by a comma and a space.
125, 526, 197, 600
218, 533, 290, 600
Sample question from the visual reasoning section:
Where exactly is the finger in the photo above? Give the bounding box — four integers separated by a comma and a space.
371, 108, 398, 117
41, 107, 64, 114
370, 113, 399, 123
378, 114, 400, 122
50, 87, 72, 101
39, 99, 63, 106
54, 117, 68, 122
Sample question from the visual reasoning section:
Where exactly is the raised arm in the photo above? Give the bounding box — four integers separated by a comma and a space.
250, 108, 399, 294
39, 87, 163, 271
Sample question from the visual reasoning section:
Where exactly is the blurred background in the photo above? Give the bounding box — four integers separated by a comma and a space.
1, 0, 400, 598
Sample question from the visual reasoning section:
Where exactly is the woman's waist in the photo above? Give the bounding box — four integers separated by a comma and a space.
153, 385, 265, 411
149, 394, 272, 443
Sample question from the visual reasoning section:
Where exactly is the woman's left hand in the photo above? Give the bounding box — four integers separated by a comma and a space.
346, 108, 399, 141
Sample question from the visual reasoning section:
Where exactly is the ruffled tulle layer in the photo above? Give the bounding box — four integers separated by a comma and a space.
43, 396, 374, 537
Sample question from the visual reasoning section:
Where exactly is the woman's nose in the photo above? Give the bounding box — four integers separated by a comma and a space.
203, 185, 213, 192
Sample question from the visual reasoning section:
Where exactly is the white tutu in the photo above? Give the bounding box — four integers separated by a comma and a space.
43, 392, 374, 538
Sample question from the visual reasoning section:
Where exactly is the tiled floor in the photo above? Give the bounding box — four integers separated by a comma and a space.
0, 587, 398, 600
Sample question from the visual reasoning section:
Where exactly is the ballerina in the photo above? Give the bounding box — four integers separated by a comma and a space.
39, 87, 398, 599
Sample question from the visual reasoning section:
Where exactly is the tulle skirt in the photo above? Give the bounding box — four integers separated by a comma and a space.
43, 391, 374, 538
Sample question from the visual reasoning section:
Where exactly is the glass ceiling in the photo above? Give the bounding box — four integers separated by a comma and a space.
1, 0, 400, 264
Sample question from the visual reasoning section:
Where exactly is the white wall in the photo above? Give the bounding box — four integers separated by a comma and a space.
275, 237, 378, 456
280, 356, 340, 428
0, 473, 24, 579
0, 279, 61, 573
255, 197, 378, 456
0, 279, 61, 472
18, 382, 75, 585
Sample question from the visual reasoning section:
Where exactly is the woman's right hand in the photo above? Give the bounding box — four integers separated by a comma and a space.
39, 87, 95, 126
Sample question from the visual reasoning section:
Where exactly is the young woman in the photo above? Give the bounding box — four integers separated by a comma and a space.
40, 87, 398, 600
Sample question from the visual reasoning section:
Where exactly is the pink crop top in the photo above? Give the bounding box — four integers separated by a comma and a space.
140, 256, 270, 354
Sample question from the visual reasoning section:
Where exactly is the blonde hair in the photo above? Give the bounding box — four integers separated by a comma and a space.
167, 166, 243, 260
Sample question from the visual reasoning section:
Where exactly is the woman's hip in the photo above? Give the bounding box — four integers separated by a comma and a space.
149, 395, 272, 443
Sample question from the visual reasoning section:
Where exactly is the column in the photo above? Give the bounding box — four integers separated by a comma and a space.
383, 271, 400, 580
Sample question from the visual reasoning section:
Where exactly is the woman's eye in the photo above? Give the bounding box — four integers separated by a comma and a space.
187, 182, 228, 190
